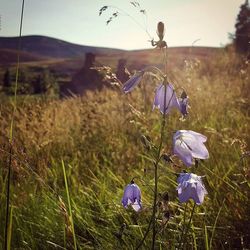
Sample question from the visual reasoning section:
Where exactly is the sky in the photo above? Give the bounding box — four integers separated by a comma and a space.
0, 0, 245, 50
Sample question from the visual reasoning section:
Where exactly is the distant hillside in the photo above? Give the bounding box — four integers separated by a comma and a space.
0, 48, 51, 65
0, 35, 124, 60
0, 35, 221, 69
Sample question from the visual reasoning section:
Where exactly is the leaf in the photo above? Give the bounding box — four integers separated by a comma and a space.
130, 1, 137, 7
106, 18, 112, 25
99, 6, 108, 16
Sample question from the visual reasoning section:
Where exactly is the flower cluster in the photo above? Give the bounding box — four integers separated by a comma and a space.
123, 74, 188, 117
121, 71, 209, 210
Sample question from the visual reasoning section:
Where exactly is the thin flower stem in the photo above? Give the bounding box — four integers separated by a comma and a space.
181, 202, 196, 250
4, 1, 25, 249
135, 217, 153, 249
106, 5, 153, 40
136, 47, 168, 250
151, 47, 168, 249
178, 203, 188, 249
141, 66, 165, 78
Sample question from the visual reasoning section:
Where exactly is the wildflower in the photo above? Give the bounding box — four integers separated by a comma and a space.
123, 72, 144, 93
177, 173, 207, 205
179, 90, 189, 117
122, 181, 142, 212
153, 83, 180, 114
173, 130, 209, 166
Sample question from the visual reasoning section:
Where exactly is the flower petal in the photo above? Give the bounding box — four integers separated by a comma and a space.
183, 130, 207, 143
173, 130, 209, 166
193, 182, 207, 205
153, 83, 180, 114
181, 135, 209, 159
122, 185, 133, 207
179, 97, 188, 116
176, 173, 207, 205
174, 139, 193, 166
122, 183, 142, 211
131, 200, 142, 212
177, 184, 192, 203
123, 73, 143, 93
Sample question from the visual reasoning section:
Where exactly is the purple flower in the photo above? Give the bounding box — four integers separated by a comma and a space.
123, 72, 144, 93
122, 182, 142, 212
173, 130, 209, 167
179, 91, 189, 117
153, 83, 180, 114
177, 173, 207, 205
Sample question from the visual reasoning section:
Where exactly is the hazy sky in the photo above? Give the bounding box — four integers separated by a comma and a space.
0, 0, 244, 50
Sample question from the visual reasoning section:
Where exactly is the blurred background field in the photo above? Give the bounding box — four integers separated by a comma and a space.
0, 44, 249, 249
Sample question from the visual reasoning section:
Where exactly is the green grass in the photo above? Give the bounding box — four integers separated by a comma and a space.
0, 51, 249, 249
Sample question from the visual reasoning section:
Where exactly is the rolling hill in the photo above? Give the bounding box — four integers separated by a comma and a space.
0, 35, 124, 62
0, 35, 220, 67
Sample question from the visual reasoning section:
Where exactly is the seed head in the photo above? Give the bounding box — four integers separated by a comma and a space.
157, 22, 165, 40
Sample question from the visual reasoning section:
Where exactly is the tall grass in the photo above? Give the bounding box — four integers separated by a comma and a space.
61, 160, 77, 249
4, 1, 25, 249
0, 51, 249, 249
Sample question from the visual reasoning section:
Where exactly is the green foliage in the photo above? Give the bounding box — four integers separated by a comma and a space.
0, 51, 249, 249
234, 0, 250, 54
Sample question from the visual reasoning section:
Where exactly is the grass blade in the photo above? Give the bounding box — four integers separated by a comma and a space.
62, 160, 77, 250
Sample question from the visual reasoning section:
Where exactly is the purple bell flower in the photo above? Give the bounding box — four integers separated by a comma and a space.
179, 91, 189, 117
122, 182, 142, 212
173, 130, 209, 167
153, 83, 180, 114
123, 72, 144, 93
177, 173, 207, 205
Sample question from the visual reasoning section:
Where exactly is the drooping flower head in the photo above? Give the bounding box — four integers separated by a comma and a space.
123, 74, 188, 117
123, 72, 144, 93
153, 83, 180, 114
177, 173, 207, 205
173, 130, 209, 167
122, 181, 142, 212
179, 90, 189, 117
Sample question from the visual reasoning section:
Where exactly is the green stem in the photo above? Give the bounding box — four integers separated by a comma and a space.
4, 1, 25, 249
151, 86, 167, 249
209, 199, 225, 249
178, 203, 188, 248
136, 46, 169, 250
135, 217, 153, 249
182, 203, 196, 250
62, 160, 77, 250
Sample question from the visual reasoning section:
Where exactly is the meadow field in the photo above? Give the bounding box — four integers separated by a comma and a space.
0, 47, 249, 250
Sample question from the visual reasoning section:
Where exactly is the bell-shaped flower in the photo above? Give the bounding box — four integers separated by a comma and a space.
173, 130, 209, 167
123, 72, 144, 93
122, 181, 142, 212
177, 173, 207, 205
153, 83, 180, 114
179, 91, 189, 117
